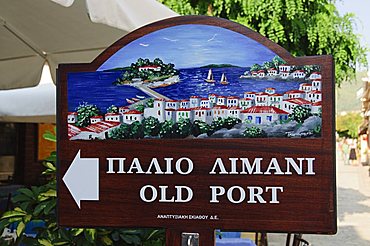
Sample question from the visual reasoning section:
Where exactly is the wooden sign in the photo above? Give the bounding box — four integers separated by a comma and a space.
57, 16, 336, 245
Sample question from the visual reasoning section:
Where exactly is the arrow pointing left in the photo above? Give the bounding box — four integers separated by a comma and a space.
62, 150, 99, 209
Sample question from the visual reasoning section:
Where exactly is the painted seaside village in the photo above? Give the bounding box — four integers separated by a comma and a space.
67, 57, 323, 140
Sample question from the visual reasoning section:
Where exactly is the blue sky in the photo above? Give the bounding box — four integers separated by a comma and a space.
98, 24, 277, 70
336, 0, 370, 69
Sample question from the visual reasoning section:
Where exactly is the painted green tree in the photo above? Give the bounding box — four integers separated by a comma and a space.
159, 0, 368, 85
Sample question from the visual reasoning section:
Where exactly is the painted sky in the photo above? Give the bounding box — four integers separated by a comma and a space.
98, 24, 277, 70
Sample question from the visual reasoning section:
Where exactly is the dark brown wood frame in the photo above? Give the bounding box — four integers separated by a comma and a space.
57, 16, 336, 245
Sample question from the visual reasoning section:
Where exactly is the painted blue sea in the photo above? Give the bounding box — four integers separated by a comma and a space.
68, 67, 302, 112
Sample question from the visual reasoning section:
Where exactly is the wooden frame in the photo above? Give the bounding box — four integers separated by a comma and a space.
57, 16, 336, 245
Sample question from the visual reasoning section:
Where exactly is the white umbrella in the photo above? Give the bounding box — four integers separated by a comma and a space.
0, 0, 177, 122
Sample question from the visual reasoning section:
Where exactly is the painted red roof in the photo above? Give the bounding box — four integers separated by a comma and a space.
190, 95, 200, 98
124, 110, 143, 115
309, 90, 321, 94
266, 87, 275, 90
300, 83, 311, 86
201, 98, 209, 101
228, 106, 241, 110
192, 107, 211, 110
213, 105, 228, 109
209, 94, 218, 96
217, 95, 227, 98
91, 116, 103, 119
268, 68, 277, 71
284, 98, 311, 105
257, 70, 265, 73
270, 93, 283, 96
81, 121, 120, 134
166, 99, 178, 102
312, 72, 321, 75
180, 99, 189, 102
285, 90, 305, 94
227, 96, 240, 99
105, 113, 120, 116
240, 98, 252, 101
244, 92, 256, 94
294, 70, 305, 73
68, 124, 81, 138
312, 101, 322, 106
312, 79, 322, 82
165, 108, 176, 111
177, 108, 192, 111
68, 112, 77, 115
119, 106, 129, 109
255, 92, 269, 96
154, 98, 165, 101
241, 106, 289, 114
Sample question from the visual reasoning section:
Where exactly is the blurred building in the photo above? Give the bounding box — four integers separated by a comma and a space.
359, 72, 370, 165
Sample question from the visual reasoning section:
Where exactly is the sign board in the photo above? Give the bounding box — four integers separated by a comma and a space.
58, 16, 336, 244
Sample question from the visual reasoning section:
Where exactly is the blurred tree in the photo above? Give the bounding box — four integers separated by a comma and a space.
159, 0, 368, 85
336, 112, 362, 138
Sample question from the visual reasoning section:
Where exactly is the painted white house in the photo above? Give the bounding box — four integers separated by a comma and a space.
309, 72, 322, 80
241, 106, 289, 124
138, 65, 161, 72
239, 98, 254, 110
299, 83, 312, 92
119, 106, 130, 114
165, 109, 176, 121
90, 115, 103, 124
208, 94, 218, 104
165, 100, 180, 110
212, 105, 228, 119
180, 100, 190, 109
279, 65, 291, 73
123, 110, 143, 124
244, 92, 256, 100
292, 70, 306, 79
267, 68, 278, 76
306, 90, 322, 103
190, 96, 201, 108
268, 94, 283, 108
200, 98, 212, 108
70, 121, 120, 140
312, 79, 322, 91
265, 87, 276, 94
257, 70, 266, 78
282, 98, 312, 113
176, 108, 194, 122
193, 107, 213, 124
311, 101, 322, 114
105, 113, 122, 123
251, 71, 258, 77
284, 90, 306, 99
217, 96, 227, 106
227, 106, 241, 119
144, 98, 166, 122
67, 112, 78, 124
254, 92, 269, 106
227, 96, 240, 107
280, 71, 290, 80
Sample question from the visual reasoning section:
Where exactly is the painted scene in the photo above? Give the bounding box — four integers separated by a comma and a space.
67, 24, 322, 140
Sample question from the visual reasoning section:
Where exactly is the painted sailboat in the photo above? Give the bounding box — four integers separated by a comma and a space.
220, 73, 229, 85
204, 69, 216, 83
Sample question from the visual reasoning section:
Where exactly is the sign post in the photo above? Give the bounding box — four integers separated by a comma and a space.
58, 16, 336, 245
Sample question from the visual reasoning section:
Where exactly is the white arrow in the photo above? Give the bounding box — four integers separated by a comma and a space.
63, 150, 99, 209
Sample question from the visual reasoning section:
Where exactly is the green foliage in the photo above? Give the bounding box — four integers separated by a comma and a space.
115, 58, 179, 84
159, 120, 176, 138
0, 131, 165, 246
173, 118, 192, 138
160, 0, 368, 85
289, 105, 311, 123
223, 117, 241, 129
75, 103, 100, 127
191, 120, 211, 136
135, 104, 145, 113
128, 121, 145, 139
243, 126, 266, 138
109, 123, 130, 139
146, 98, 154, 108
143, 117, 161, 136
250, 63, 262, 72
210, 117, 226, 132
336, 112, 362, 138
107, 105, 118, 114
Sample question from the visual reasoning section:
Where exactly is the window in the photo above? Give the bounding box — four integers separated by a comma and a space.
266, 116, 272, 121
247, 116, 252, 121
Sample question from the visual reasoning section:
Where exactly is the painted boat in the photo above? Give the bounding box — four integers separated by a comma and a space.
126, 98, 135, 104
131, 98, 140, 102
204, 69, 216, 83
220, 73, 229, 85
136, 95, 146, 99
